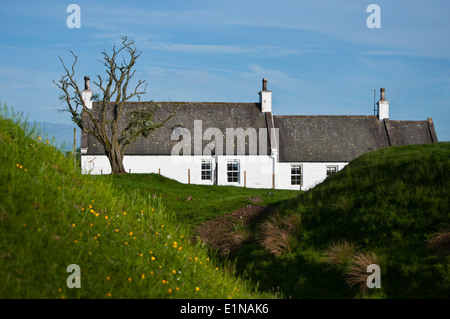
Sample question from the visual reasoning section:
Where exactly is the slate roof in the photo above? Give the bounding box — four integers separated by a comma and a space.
82, 101, 438, 162
82, 101, 270, 156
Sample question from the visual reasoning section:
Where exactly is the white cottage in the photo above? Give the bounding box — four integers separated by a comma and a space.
80, 78, 438, 190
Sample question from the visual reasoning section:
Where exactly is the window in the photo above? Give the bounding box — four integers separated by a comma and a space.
326, 166, 338, 177
201, 160, 211, 181
291, 165, 302, 185
227, 160, 240, 183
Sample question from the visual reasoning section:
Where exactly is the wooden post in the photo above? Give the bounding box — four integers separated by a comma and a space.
129, 169, 131, 174
272, 172, 275, 189
244, 171, 246, 188
188, 169, 190, 184
158, 168, 161, 175
73, 127, 76, 169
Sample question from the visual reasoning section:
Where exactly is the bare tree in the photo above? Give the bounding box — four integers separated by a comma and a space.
54, 36, 173, 174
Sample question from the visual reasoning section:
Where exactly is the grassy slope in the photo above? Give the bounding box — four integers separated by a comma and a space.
106, 173, 298, 228
0, 106, 280, 299
232, 143, 450, 298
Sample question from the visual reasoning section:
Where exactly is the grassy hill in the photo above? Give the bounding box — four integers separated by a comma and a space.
1, 103, 448, 299
0, 104, 287, 299
229, 142, 450, 298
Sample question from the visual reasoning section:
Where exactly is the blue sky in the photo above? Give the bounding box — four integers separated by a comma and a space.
1, 0, 449, 146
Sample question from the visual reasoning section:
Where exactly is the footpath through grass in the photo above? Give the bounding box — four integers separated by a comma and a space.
0, 104, 277, 299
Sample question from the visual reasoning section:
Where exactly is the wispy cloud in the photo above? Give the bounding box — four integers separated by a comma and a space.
363, 50, 414, 56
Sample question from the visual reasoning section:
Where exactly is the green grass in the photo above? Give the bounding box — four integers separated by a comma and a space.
106, 173, 298, 229
0, 104, 282, 299
230, 143, 450, 298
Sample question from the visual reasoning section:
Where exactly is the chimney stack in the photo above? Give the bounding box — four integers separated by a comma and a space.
259, 78, 272, 113
377, 88, 389, 121
81, 75, 93, 109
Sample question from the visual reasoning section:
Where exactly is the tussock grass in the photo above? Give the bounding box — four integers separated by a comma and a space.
259, 214, 301, 256
345, 251, 379, 296
323, 239, 356, 267
426, 231, 450, 255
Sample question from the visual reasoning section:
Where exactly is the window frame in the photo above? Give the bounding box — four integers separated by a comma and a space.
201, 160, 212, 181
227, 160, 240, 183
326, 165, 338, 177
291, 165, 302, 186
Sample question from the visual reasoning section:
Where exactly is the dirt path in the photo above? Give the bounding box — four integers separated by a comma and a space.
194, 197, 274, 256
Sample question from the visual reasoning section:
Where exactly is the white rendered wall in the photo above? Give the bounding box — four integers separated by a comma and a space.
216, 155, 274, 188
275, 162, 348, 191
378, 100, 389, 121
81, 155, 348, 190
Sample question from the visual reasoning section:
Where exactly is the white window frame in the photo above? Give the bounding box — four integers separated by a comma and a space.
326, 165, 338, 177
201, 160, 212, 181
227, 160, 240, 183
291, 165, 302, 186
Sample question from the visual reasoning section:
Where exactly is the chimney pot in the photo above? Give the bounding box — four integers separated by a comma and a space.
380, 88, 385, 100
262, 78, 268, 91
84, 76, 90, 90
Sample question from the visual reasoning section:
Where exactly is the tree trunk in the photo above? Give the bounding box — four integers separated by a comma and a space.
107, 143, 126, 174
